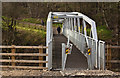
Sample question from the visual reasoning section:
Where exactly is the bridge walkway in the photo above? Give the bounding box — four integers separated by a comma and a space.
52, 28, 88, 70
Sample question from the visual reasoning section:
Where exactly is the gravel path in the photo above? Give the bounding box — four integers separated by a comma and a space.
1, 69, 120, 77
1, 69, 62, 76
61, 70, 120, 76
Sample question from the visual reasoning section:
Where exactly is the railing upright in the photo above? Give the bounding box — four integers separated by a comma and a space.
98, 40, 105, 70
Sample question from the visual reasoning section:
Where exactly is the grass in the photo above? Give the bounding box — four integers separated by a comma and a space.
85, 25, 113, 41
18, 23, 46, 30
2, 26, 46, 46
52, 23, 62, 28
16, 24, 46, 45
21, 18, 47, 25
16, 29, 45, 46
17, 18, 46, 45
21, 18, 42, 24
16, 25, 46, 38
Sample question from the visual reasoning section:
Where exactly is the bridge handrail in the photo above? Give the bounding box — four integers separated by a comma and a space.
70, 29, 98, 41
63, 28, 105, 70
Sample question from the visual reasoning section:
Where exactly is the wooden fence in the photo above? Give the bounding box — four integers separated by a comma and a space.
0, 45, 48, 69
106, 45, 120, 70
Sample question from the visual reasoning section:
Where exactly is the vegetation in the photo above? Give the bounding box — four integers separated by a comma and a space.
97, 25, 112, 40
2, 29, 46, 46
21, 18, 47, 25
21, 18, 42, 24
52, 23, 62, 27
2, 2, 119, 45
2, 16, 46, 46
16, 26, 46, 38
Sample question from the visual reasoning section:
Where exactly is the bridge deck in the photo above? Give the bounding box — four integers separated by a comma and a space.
52, 28, 88, 70
66, 44, 88, 70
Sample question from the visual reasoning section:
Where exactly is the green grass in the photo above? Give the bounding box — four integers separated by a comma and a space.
14, 25, 46, 45
18, 23, 46, 30
16, 25, 46, 38
21, 18, 42, 24
85, 25, 112, 41
17, 18, 46, 40
52, 23, 62, 28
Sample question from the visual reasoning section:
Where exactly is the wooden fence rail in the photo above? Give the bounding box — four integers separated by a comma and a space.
0, 45, 48, 70
0, 53, 48, 56
106, 45, 120, 48
0, 45, 48, 49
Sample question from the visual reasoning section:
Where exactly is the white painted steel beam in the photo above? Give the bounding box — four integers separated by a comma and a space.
46, 12, 104, 70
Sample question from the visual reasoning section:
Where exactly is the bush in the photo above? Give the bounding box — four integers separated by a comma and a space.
97, 25, 112, 40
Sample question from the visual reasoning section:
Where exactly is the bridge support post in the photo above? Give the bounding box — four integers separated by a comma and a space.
46, 12, 52, 70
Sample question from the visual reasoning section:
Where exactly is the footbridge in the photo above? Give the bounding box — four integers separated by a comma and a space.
46, 12, 105, 70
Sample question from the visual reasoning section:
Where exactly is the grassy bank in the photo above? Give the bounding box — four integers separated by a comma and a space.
21, 18, 46, 25
2, 16, 46, 46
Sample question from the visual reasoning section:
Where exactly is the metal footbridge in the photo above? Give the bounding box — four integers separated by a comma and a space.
46, 12, 105, 70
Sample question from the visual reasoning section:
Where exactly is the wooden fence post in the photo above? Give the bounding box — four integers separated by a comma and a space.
107, 44, 112, 69
11, 45, 15, 66
39, 45, 43, 66
109, 44, 111, 69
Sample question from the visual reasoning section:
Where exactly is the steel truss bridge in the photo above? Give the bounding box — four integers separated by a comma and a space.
46, 12, 105, 70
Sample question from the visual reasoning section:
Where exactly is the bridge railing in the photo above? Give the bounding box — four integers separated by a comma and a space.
47, 39, 52, 70
62, 43, 67, 70
46, 12, 53, 70
63, 28, 105, 70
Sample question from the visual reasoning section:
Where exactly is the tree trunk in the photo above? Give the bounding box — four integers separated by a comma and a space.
27, 3, 32, 17
102, 3, 110, 29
